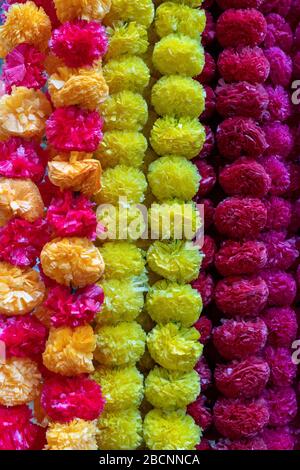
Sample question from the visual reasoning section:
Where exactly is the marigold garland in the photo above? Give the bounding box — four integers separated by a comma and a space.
138, 0, 206, 450
0, 0, 297, 453
94, 0, 154, 449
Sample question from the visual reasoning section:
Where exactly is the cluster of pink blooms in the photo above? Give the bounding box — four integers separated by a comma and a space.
194, 0, 300, 451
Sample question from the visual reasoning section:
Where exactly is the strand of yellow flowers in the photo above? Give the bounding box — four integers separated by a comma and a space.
37, 1, 111, 450
143, 0, 207, 450
92, 0, 156, 450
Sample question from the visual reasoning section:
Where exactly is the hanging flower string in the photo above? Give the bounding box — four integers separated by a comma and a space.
37, 0, 110, 450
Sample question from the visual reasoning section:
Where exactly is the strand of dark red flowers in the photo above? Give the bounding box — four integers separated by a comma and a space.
35, 1, 111, 450
187, 0, 218, 449
0, 1, 53, 450
205, 0, 299, 450
256, 3, 299, 449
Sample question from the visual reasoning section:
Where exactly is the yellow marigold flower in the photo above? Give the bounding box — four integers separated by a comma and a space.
93, 366, 144, 411
0, 262, 45, 316
0, 357, 41, 406
156, 0, 203, 8
96, 277, 145, 325
144, 409, 202, 450
145, 366, 200, 410
148, 323, 202, 372
0, 2, 51, 58
0, 87, 51, 140
95, 131, 147, 169
97, 409, 143, 450
48, 67, 108, 110
153, 34, 204, 76
48, 153, 101, 197
99, 91, 148, 131
41, 237, 105, 288
95, 165, 147, 205
97, 203, 147, 241
151, 76, 205, 118
43, 325, 96, 376
95, 321, 146, 367
146, 280, 202, 327
100, 241, 146, 279
148, 156, 200, 201
106, 22, 149, 60
155, 3, 206, 39
104, 0, 155, 27
150, 116, 206, 159
0, 178, 44, 227
149, 199, 202, 240
54, 0, 111, 22
46, 419, 98, 450
147, 240, 202, 283
103, 56, 150, 94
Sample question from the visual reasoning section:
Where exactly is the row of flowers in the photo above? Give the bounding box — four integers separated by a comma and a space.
0, 0, 110, 450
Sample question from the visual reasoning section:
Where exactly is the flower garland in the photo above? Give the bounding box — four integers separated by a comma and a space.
207, 0, 299, 450
0, 0, 52, 450
91, 0, 155, 450
142, 0, 206, 450
35, 0, 109, 450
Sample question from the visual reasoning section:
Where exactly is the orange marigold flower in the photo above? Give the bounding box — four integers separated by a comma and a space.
48, 67, 108, 110
0, 178, 44, 227
0, 262, 45, 316
46, 418, 98, 450
54, 0, 111, 23
44, 54, 65, 76
43, 325, 96, 376
0, 87, 51, 140
48, 152, 101, 197
40, 237, 105, 288
0, 357, 42, 406
0, 2, 51, 58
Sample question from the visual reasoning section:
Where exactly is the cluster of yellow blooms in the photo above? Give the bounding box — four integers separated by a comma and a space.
143, 0, 206, 450
93, 0, 155, 450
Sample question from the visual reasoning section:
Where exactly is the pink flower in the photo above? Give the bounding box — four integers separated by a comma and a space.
50, 20, 108, 68
0, 405, 46, 450
0, 315, 47, 360
43, 284, 104, 328
2, 44, 47, 93
0, 218, 50, 268
41, 375, 105, 423
0, 138, 48, 182
47, 190, 97, 239
46, 106, 103, 152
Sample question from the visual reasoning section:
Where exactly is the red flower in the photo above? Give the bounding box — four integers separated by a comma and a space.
43, 284, 104, 328
41, 375, 105, 423
50, 20, 108, 68
0, 315, 47, 360
0, 218, 50, 268
46, 106, 103, 152
0, 405, 46, 450
0, 138, 47, 182
47, 190, 97, 239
